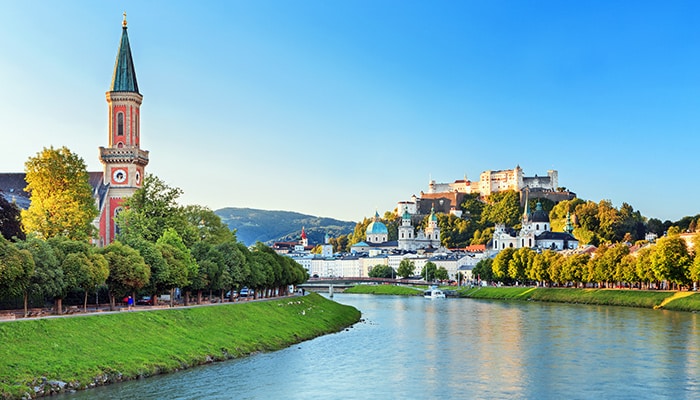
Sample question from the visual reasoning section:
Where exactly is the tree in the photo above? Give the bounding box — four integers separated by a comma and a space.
650, 235, 691, 289
492, 248, 515, 281
480, 190, 521, 227
115, 174, 194, 245
422, 261, 437, 282
632, 246, 654, 289
102, 241, 150, 309
124, 236, 169, 305
369, 264, 395, 279
397, 259, 416, 278
472, 258, 494, 283
0, 236, 34, 314
21, 146, 97, 240
157, 228, 198, 305
509, 247, 534, 283
15, 236, 62, 316
434, 266, 449, 281
0, 192, 25, 241
182, 205, 236, 245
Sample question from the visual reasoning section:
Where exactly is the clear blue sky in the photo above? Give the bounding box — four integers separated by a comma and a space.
1, 1, 698, 223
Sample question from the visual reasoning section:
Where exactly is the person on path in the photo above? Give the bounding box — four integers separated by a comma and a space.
127, 295, 134, 310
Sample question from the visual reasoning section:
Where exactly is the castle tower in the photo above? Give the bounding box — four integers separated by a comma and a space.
97, 14, 149, 245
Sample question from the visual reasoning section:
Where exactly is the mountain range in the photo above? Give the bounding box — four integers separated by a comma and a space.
214, 207, 356, 246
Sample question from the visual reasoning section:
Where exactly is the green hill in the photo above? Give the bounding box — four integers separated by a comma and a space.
215, 207, 356, 246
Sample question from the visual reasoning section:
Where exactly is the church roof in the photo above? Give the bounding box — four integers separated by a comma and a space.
529, 201, 549, 223
110, 18, 139, 93
536, 231, 577, 241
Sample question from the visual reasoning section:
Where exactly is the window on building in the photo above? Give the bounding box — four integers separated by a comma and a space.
117, 113, 124, 136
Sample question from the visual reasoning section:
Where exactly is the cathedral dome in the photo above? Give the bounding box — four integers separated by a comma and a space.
367, 220, 388, 235
366, 211, 388, 235
529, 201, 549, 223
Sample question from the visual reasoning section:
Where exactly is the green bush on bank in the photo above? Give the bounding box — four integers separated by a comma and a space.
0, 293, 360, 399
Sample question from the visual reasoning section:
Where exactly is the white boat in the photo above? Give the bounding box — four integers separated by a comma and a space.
424, 286, 446, 299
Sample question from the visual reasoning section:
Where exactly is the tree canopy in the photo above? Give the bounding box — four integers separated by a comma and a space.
21, 146, 97, 240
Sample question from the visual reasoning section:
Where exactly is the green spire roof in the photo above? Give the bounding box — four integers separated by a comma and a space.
110, 21, 139, 93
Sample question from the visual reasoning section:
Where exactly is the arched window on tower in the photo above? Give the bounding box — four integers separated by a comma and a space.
117, 113, 124, 136
135, 113, 139, 143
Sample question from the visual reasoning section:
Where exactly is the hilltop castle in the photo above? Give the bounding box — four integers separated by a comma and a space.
397, 166, 574, 219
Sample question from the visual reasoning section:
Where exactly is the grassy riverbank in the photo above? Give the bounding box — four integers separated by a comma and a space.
0, 293, 360, 399
343, 284, 424, 296
344, 284, 700, 312
457, 286, 700, 311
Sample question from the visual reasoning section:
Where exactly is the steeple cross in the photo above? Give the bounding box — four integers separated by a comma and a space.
122, 12, 127, 27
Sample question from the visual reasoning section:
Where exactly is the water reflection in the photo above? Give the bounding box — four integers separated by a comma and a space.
65, 294, 700, 400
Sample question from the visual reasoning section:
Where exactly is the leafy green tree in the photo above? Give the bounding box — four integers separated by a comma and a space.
434, 266, 449, 281
0, 236, 34, 314
329, 234, 349, 253
470, 227, 494, 246
0, 192, 25, 241
617, 254, 639, 287
646, 218, 665, 236
472, 258, 494, 283
480, 190, 521, 227
182, 205, 236, 245
383, 211, 400, 242
460, 193, 484, 222
157, 228, 198, 305
560, 253, 590, 287
437, 214, 475, 248
634, 246, 655, 289
397, 259, 416, 278
369, 264, 395, 278
422, 261, 437, 282
123, 236, 169, 305
248, 248, 274, 299
15, 236, 62, 316
509, 247, 534, 283
116, 174, 196, 245
588, 243, 629, 287
492, 247, 515, 281
102, 241, 150, 309
21, 146, 97, 240
650, 235, 691, 289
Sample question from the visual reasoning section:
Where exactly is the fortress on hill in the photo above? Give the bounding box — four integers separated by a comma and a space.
397, 166, 575, 219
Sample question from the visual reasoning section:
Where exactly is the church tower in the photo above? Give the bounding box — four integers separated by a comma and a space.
97, 14, 149, 245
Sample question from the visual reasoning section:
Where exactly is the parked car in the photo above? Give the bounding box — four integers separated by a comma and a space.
239, 288, 254, 298
136, 296, 154, 305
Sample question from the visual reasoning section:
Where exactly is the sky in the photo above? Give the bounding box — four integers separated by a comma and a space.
1, 1, 698, 223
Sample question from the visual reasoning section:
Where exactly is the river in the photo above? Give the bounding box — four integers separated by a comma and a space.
66, 293, 700, 399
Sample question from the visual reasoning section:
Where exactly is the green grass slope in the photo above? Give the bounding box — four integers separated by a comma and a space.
0, 293, 360, 399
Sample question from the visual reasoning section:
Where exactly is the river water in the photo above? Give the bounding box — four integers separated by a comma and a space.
67, 294, 700, 399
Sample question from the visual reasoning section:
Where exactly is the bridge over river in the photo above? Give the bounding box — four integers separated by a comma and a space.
299, 277, 428, 293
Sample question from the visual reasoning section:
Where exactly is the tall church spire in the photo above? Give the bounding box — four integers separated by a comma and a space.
98, 15, 148, 246
110, 12, 139, 93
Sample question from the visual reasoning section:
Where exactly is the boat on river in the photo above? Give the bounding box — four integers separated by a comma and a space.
424, 286, 446, 299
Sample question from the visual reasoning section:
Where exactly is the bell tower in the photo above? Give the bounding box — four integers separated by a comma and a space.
98, 13, 149, 245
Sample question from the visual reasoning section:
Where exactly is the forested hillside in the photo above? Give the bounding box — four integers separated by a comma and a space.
215, 207, 355, 246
